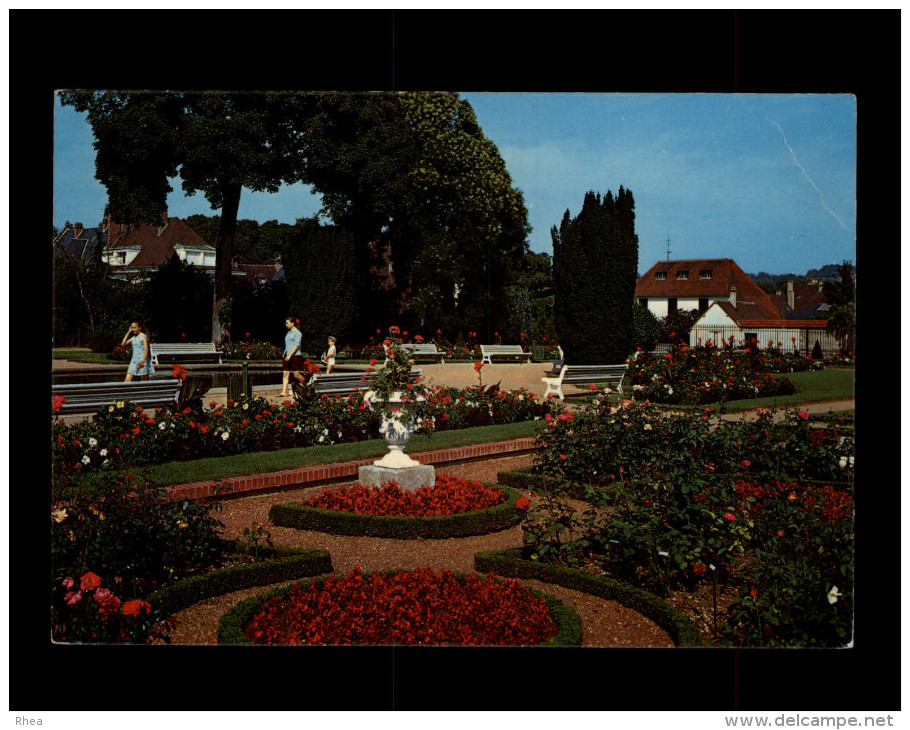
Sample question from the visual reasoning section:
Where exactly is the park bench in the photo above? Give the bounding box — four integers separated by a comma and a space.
150, 342, 222, 366
540, 353, 638, 400
479, 344, 531, 364
399, 343, 446, 363
52, 378, 183, 415
296, 369, 424, 398
544, 346, 565, 376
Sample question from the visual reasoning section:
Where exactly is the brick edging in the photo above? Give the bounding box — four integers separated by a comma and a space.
163, 437, 538, 502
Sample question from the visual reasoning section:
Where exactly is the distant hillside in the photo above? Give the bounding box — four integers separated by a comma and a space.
748, 264, 845, 285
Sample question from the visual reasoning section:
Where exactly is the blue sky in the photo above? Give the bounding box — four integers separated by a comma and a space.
54, 91, 856, 276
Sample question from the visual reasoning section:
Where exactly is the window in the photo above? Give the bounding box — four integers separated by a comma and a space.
668, 298, 678, 314
676, 270, 689, 280
699, 297, 709, 312
638, 298, 648, 307
116, 251, 126, 265
700, 270, 712, 279
655, 272, 667, 280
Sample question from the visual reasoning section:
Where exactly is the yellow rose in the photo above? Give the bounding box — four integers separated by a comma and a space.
178, 521, 188, 529
51, 509, 68, 523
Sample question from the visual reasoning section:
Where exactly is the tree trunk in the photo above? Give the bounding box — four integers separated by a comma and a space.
212, 182, 242, 342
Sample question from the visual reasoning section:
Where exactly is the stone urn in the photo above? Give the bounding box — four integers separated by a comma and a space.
360, 390, 434, 490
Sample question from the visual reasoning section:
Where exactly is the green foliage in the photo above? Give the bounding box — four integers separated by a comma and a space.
284, 223, 359, 354
552, 188, 638, 364
303, 92, 530, 339
632, 303, 662, 352
822, 260, 856, 353
51, 470, 227, 600
142, 255, 214, 341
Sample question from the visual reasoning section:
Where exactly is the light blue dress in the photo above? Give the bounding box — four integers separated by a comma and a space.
285, 328, 302, 357
127, 332, 155, 377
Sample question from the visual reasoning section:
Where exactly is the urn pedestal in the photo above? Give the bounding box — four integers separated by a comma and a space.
358, 391, 434, 492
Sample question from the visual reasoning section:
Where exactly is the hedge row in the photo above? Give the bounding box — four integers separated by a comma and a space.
473, 548, 704, 647
217, 569, 583, 646
147, 543, 333, 618
268, 484, 526, 540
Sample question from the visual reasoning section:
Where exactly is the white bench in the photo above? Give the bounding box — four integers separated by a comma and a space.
541, 353, 638, 400
150, 342, 222, 366
52, 378, 183, 415
299, 369, 424, 398
399, 343, 446, 363
479, 344, 531, 364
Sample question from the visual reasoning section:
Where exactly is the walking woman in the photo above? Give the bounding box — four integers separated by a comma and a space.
121, 319, 155, 382
280, 316, 306, 397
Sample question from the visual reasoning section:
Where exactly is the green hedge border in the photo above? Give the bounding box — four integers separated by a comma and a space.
268, 484, 526, 539
217, 569, 583, 646
473, 547, 704, 647
147, 542, 333, 617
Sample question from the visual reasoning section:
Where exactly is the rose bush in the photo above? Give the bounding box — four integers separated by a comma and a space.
52, 384, 549, 480
625, 342, 810, 405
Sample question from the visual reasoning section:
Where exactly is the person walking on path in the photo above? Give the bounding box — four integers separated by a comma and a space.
321, 336, 337, 374
280, 316, 306, 397
121, 319, 155, 382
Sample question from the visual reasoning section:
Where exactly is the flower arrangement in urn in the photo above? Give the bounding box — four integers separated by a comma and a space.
364, 328, 428, 406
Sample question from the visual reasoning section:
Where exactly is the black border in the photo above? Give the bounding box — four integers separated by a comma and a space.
20, 9, 894, 713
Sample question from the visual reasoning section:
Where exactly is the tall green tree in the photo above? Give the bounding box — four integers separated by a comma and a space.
551, 188, 638, 364
822, 260, 856, 353
302, 92, 530, 340
59, 91, 315, 339
283, 224, 359, 355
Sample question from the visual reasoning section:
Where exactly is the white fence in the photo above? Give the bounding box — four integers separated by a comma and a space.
689, 324, 842, 356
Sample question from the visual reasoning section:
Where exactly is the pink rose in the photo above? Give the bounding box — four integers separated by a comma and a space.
723, 511, 737, 522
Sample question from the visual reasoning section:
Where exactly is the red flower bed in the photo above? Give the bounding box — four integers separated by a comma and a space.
306, 473, 506, 517
244, 566, 558, 645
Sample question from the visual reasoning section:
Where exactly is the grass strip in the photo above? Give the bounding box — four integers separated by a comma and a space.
95, 420, 543, 489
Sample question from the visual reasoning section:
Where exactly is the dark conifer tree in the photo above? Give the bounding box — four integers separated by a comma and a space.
552, 188, 639, 364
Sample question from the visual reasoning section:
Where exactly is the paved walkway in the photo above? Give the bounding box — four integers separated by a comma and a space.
52, 353, 854, 422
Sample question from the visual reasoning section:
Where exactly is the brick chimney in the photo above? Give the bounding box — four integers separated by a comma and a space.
787, 280, 795, 311
729, 284, 737, 308
73, 222, 84, 238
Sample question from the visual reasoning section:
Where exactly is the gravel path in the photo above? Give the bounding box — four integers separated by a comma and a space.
164, 453, 675, 648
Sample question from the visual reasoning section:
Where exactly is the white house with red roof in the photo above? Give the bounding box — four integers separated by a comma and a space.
635, 258, 782, 320
636, 258, 837, 354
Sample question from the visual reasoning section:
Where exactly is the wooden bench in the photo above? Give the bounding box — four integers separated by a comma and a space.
399, 343, 446, 363
479, 344, 531, 364
298, 369, 424, 398
150, 342, 222, 366
541, 353, 638, 400
52, 378, 183, 415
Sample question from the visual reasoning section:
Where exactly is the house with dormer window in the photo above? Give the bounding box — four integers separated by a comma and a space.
103, 213, 222, 281
635, 258, 782, 321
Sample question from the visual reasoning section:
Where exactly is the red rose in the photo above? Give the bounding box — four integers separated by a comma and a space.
122, 599, 151, 617
515, 496, 531, 510
474, 362, 484, 372
723, 511, 736, 522
80, 571, 102, 591
797, 410, 810, 420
